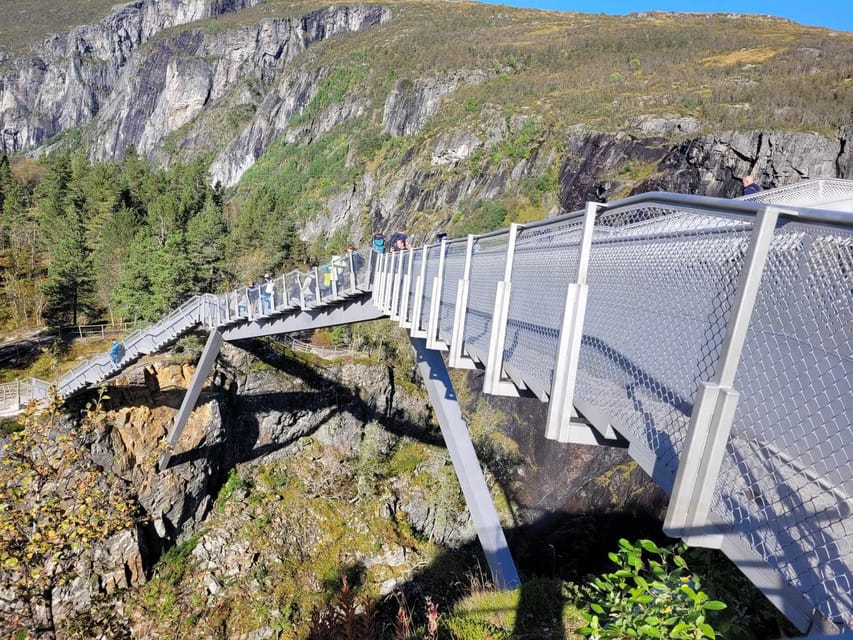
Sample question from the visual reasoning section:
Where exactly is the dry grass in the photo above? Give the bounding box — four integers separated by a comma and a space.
0, 0, 119, 53
702, 46, 786, 66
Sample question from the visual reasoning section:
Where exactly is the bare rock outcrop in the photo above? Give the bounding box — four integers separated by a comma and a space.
0, 0, 264, 154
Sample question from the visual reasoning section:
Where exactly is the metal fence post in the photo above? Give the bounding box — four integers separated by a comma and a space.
409, 247, 429, 339
399, 247, 415, 329
390, 250, 405, 320
483, 224, 526, 396
448, 235, 478, 369
664, 206, 781, 549
545, 202, 603, 443
426, 238, 449, 351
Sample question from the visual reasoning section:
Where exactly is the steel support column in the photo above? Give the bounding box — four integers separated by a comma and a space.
546, 202, 602, 443
664, 206, 782, 548
410, 336, 520, 590
159, 328, 224, 470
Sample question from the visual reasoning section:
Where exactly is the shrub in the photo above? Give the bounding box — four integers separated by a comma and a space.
579, 539, 733, 639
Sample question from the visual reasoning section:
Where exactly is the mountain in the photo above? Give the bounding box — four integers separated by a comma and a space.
2, 0, 851, 253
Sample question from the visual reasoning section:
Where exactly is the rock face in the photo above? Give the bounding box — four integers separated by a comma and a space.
23, 338, 468, 627
0, 0, 264, 154
557, 127, 853, 210
88, 4, 391, 173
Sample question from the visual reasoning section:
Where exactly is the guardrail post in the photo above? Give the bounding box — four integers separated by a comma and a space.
664, 206, 781, 549
426, 238, 450, 351
371, 251, 383, 298
160, 328, 224, 470
449, 235, 478, 369
410, 336, 520, 590
383, 252, 397, 311
390, 250, 405, 321
313, 267, 321, 306
399, 247, 415, 329
545, 202, 610, 443
484, 224, 527, 396
374, 253, 385, 309
409, 246, 429, 338
348, 252, 357, 294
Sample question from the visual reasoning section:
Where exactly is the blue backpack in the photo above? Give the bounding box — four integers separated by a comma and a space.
372, 235, 386, 254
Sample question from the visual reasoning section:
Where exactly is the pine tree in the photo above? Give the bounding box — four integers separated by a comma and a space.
0, 153, 11, 220
112, 230, 157, 321
186, 198, 229, 292
41, 209, 97, 327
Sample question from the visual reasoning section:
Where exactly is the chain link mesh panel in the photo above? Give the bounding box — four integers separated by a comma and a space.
438, 242, 466, 344
502, 218, 585, 398
715, 222, 853, 627
741, 179, 853, 209
574, 206, 752, 484
463, 233, 509, 365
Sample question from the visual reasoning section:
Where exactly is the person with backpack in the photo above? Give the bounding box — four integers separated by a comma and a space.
109, 340, 124, 364
389, 226, 411, 252
372, 232, 386, 254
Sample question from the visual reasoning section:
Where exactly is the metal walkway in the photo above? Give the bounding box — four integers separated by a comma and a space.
2, 179, 850, 634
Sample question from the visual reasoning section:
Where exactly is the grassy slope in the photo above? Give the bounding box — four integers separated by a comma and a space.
201, 0, 853, 134
0, 0, 119, 54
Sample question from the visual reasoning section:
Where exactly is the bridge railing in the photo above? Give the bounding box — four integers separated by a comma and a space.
378, 184, 851, 631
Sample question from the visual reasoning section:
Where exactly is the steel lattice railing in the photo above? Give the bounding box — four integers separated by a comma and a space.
375, 180, 851, 633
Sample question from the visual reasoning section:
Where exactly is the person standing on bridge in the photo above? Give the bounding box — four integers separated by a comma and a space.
389, 226, 411, 252
259, 274, 272, 313
742, 174, 761, 196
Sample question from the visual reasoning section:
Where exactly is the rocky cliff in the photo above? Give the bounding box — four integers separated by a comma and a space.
0, 0, 265, 154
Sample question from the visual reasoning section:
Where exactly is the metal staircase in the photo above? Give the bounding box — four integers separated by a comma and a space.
1, 178, 850, 634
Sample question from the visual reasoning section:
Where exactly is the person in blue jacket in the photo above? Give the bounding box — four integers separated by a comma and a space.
110, 340, 124, 364
742, 175, 761, 196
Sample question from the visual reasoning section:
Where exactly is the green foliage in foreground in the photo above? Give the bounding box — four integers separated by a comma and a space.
578, 539, 734, 639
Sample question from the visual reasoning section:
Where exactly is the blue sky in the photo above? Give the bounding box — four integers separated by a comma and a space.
477, 0, 853, 32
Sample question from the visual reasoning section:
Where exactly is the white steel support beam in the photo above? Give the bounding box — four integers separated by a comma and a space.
546, 202, 601, 442
383, 252, 396, 311
449, 235, 478, 369
410, 336, 520, 590
664, 206, 782, 549
348, 253, 357, 295
484, 224, 527, 396
426, 239, 449, 351
372, 252, 384, 303
398, 247, 415, 329
313, 267, 321, 307
159, 328, 224, 470
390, 250, 405, 321
409, 247, 429, 339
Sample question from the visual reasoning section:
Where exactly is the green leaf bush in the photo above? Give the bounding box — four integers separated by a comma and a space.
578, 538, 733, 639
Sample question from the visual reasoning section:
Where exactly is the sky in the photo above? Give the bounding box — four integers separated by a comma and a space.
477, 0, 853, 32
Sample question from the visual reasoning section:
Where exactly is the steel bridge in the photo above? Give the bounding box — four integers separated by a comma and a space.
2, 180, 850, 635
